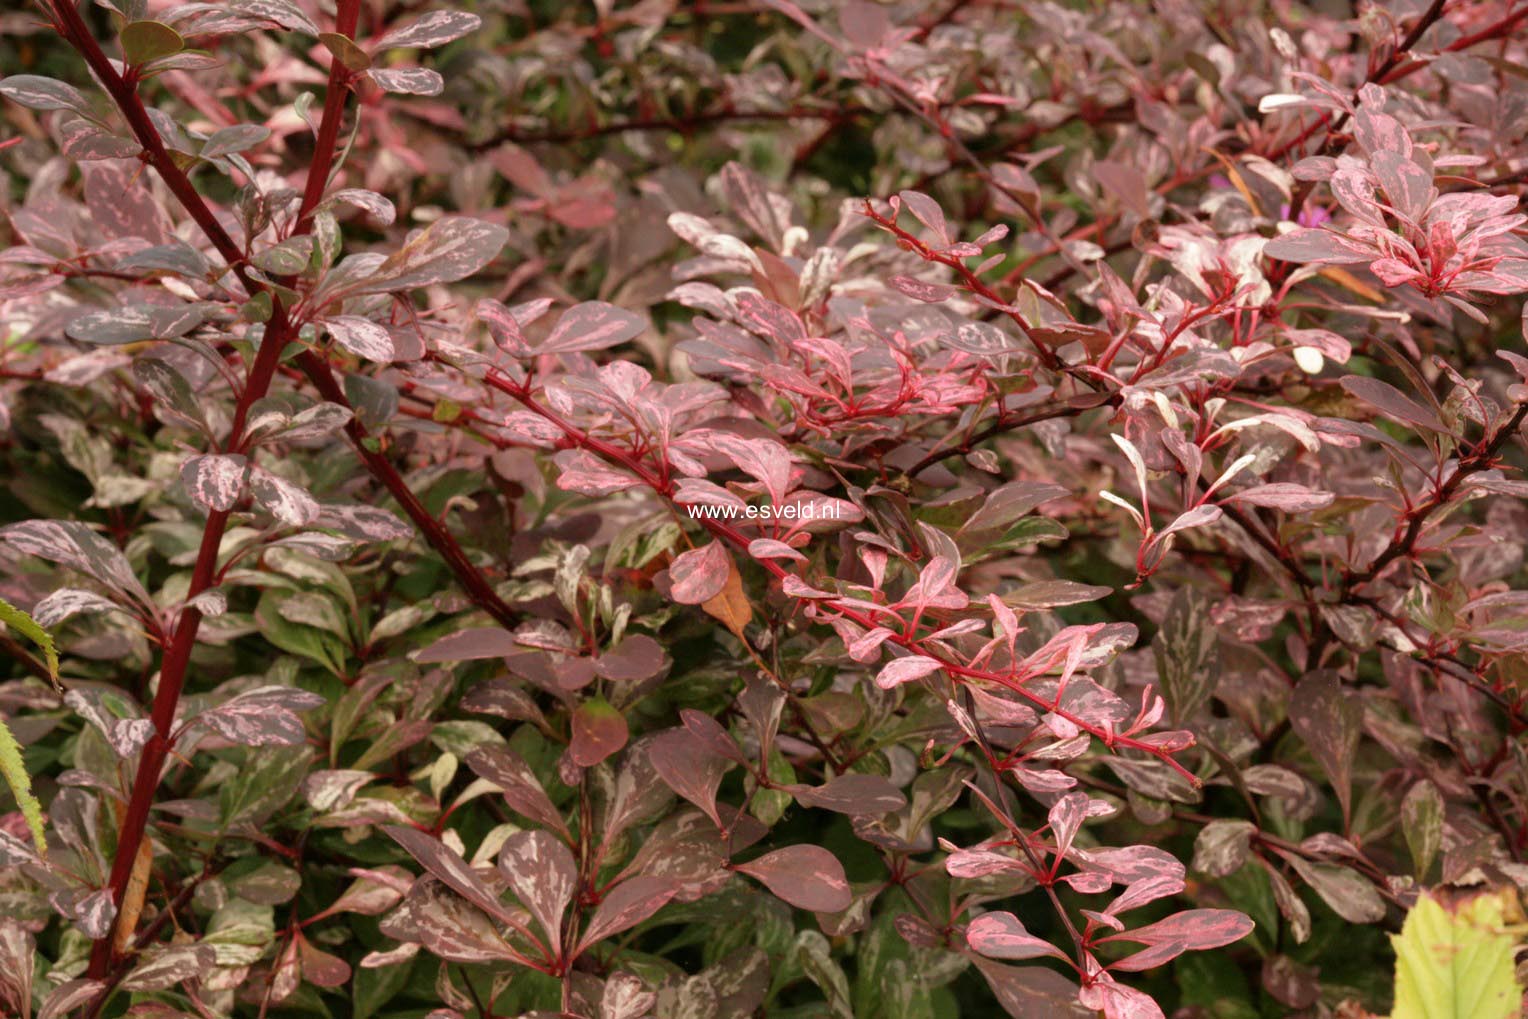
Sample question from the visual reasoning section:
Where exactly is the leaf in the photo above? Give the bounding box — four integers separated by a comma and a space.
1340, 376, 1445, 434
415, 627, 519, 662
960, 481, 1069, 534
874, 654, 943, 690
120, 944, 215, 991
360, 217, 508, 293
203, 124, 271, 159
575, 876, 678, 955
318, 32, 371, 71
1227, 483, 1335, 512
120, 21, 185, 65
540, 301, 647, 355
464, 746, 571, 838
1153, 587, 1218, 725
1284, 855, 1385, 924
248, 467, 320, 526
383, 826, 520, 926
668, 542, 732, 605
0, 75, 96, 118
700, 553, 751, 641
971, 959, 1090, 1019
497, 830, 576, 947
1391, 888, 1523, 1019
322, 316, 396, 362
650, 728, 730, 828
570, 697, 628, 768
198, 686, 326, 746
0, 594, 60, 694
791, 774, 906, 815
67, 303, 208, 346
181, 454, 247, 512
374, 10, 482, 49
734, 845, 851, 912
380, 877, 520, 965
1288, 672, 1361, 825
1099, 909, 1255, 971
966, 912, 1068, 961
1192, 820, 1255, 878
1402, 780, 1443, 880
0, 711, 46, 855
368, 67, 445, 96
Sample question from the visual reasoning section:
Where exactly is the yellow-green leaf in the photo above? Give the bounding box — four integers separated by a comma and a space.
0, 596, 55, 855
1390, 888, 1525, 1019
319, 32, 372, 72
121, 21, 185, 66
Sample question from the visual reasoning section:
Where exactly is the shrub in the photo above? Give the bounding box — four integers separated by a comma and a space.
1, 0, 1527, 1016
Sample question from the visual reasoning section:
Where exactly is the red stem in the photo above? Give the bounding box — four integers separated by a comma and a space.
488, 373, 1198, 784
47, 0, 362, 982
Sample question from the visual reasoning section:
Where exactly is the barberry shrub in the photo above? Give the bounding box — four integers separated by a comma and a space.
1, 0, 1527, 1016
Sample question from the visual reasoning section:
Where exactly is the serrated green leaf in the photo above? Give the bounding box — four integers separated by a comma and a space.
1390, 888, 1523, 1019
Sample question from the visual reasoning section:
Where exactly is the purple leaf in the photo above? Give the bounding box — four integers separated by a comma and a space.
368, 67, 445, 96
1288, 671, 1360, 824
383, 826, 519, 926
570, 696, 629, 768
247, 467, 319, 526
734, 845, 851, 913
498, 830, 576, 947
1227, 483, 1334, 512
463, 746, 571, 839
790, 774, 907, 815
415, 627, 519, 662
373, 10, 482, 49
575, 876, 678, 955
650, 728, 731, 828
1339, 376, 1445, 434
593, 634, 670, 682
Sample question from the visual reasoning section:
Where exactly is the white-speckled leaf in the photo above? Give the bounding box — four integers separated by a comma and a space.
248, 467, 319, 526
498, 830, 576, 946
361, 217, 507, 293
181, 454, 247, 512
322, 316, 396, 362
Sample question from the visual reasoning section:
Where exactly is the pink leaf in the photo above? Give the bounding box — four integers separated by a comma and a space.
734, 844, 852, 913
966, 911, 1068, 961
874, 654, 943, 689
540, 301, 647, 355
668, 542, 732, 605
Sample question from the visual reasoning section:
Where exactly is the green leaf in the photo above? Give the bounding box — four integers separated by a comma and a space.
0, 717, 45, 856
1390, 888, 1523, 1019
120, 21, 185, 66
0, 597, 56, 855
0, 595, 60, 690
